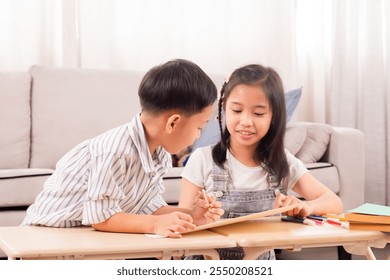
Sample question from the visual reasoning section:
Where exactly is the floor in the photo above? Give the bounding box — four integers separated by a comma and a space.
276, 244, 390, 260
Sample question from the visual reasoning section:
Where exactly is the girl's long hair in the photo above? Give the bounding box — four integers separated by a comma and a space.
212, 64, 289, 187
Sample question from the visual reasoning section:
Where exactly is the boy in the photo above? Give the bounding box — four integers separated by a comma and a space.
22, 59, 223, 238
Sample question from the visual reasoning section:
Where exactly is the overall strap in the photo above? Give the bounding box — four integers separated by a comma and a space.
261, 162, 286, 195
211, 162, 229, 198
267, 173, 284, 195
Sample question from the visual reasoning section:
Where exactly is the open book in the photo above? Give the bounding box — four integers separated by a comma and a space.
186, 204, 296, 233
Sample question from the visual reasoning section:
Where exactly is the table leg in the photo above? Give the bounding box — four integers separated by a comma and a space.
365, 247, 376, 260
343, 243, 377, 260
337, 246, 351, 260
242, 247, 272, 260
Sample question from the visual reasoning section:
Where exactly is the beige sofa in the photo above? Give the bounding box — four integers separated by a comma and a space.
0, 65, 365, 257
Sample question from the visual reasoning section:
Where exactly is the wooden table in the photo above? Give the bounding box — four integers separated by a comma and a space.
210, 217, 390, 260
0, 226, 236, 260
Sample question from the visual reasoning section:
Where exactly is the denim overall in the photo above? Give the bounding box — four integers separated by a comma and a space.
188, 161, 284, 260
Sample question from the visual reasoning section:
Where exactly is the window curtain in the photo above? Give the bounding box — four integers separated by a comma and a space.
329, 0, 390, 206
0, 0, 61, 70
293, 0, 390, 206
1, 0, 389, 206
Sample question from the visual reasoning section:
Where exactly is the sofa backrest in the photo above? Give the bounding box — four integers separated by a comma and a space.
29, 66, 144, 169
0, 72, 31, 168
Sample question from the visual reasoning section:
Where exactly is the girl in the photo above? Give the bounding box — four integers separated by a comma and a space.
179, 64, 343, 259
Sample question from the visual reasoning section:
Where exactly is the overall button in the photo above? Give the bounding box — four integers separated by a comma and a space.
214, 190, 223, 198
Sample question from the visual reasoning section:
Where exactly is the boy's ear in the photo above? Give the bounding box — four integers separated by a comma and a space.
165, 114, 181, 134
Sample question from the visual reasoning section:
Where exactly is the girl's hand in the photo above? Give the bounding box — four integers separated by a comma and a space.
274, 191, 313, 217
191, 190, 224, 225
153, 212, 196, 238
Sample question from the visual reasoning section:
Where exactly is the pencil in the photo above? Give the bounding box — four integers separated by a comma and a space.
202, 189, 212, 213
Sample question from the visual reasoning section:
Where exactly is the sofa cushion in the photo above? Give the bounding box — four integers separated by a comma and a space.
29, 66, 144, 168
285, 125, 307, 155
0, 210, 27, 227
0, 72, 31, 169
292, 122, 334, 163
0, 169, 53, 207
285, 87, 302, 122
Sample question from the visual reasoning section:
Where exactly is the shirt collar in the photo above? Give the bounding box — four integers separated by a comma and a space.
128, 114, 172, 173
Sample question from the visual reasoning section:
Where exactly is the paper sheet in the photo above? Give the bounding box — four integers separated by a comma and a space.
348, 203, 390, 216
186, 204, 297, 233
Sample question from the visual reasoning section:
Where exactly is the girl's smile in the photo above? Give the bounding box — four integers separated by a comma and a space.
236, 129, 255, 138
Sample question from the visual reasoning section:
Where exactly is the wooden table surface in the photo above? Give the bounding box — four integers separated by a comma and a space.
0, 225, 236, 260
210, 216, 389, 260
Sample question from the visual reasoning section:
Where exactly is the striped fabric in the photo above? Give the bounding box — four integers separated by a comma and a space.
22, 114, 171, 227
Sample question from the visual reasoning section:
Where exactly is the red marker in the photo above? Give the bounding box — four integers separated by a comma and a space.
327, 218, 349, 228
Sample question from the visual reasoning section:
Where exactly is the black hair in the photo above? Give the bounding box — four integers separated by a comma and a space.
212, 64, 289, 187
138, 59, 217, 116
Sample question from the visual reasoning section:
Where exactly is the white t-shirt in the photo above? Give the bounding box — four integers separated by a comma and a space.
182, 145, 308, 192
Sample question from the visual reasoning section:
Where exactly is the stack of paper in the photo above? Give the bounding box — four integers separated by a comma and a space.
345, 203, 390, 232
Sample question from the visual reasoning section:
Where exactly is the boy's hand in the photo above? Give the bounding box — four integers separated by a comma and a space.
274, 191, 313, 217
191, 190, 224, 225
153, 212, 196, 238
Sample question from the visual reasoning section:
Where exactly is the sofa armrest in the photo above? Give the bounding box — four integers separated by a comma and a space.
322, 126, 365, 210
